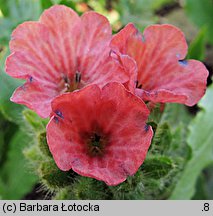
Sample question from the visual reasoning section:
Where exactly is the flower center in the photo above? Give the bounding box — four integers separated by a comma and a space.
88, 133, 104, 157
60, 71, 82, 93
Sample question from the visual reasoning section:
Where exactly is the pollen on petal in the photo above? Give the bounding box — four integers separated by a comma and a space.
144, 124, 149, 132
29, 76, 33, 83
55, 110, 64, 119
53, 116, 59, 124
178, 59, 188, 66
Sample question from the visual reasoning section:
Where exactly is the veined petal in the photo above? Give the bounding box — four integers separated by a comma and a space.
78, 11, 111, 74
5, 5, 137, 118
8, 22, 59, 83
110, 23, 140, 54
111, 24, 209, 106
136, 60, 208, 106
11, 78, 58, 118
47, 83, 153, 186
39, 5, 81, 78
84, 52, 137, 93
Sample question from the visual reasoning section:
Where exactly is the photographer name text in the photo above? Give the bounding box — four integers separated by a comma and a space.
2, 202, 100, 213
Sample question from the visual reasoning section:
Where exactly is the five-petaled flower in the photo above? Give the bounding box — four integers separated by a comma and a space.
111, 23, 209, 106
5, 5, 136, 118
47, 83, 153, 185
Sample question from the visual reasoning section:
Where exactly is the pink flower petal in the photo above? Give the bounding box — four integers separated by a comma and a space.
6, 5, 136, 118
47, 83, 153, 186
39, 5, 80, 79
11, 78, 57, 118
78, 11, 111, 76
111, 24, 209, 106
7, 22, 59, 82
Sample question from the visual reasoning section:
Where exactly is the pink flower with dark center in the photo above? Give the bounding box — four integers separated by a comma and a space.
111, 23, 209, 106
47, 82, 153, 186
5, 5, 136, 118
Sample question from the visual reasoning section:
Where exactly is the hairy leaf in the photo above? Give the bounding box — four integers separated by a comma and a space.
22, 109, 48, 134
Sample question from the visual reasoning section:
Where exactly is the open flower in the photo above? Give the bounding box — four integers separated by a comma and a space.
5, 5, 136, 118
46, 82, 153, 186
111, 23, 209, 106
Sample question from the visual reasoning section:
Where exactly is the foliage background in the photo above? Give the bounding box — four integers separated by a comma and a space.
0, 0, 212, 200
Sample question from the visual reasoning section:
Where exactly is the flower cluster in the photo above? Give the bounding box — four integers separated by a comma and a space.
5, 5, 208, 185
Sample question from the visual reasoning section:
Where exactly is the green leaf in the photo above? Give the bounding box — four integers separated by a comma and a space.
116, 0, 173, 30
0, 130, 37, 199
40, 0, 53, 9
22, 109, 48, 133
159, 104, 192, 159
59, 0, 77, 9
8, 0, 41, 21
0, 0, 42, 43
205, 165, 213, 199
55, 177, 111, 200
187, 27, 207, 61
38, 131, 52, 157
109, 171, 145, 200
192, 173, 208, 200
170, 84, 213, 199
160, 103, 192, 130
141, 103, 192, 199
0, 0, 9, 16
147, 103, 163, 127
185, 0, 213, 45
39, 160, 75, 190
0, 131, 4, 161
149, 122, 172, 154
0, 113, 18, 166
50, 0, 61, 4
117, 0, 157, 30
41, 0, 77, 9
151, 104, 192, 159
141, 155, 174, 179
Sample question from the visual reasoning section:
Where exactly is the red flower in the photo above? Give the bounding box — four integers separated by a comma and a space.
46, 82, 153, 186
111, 23, 209, 106
5, 5, 136, 118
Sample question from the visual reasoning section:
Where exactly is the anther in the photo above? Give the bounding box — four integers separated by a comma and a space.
75, 71, 81, 83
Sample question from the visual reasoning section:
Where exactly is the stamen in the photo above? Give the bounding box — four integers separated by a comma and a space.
63, 75, 69, 84
91, 146, 102, 156
91, 133, 101, 147
136, 80, 142, 89
61, 75, 71, 92
75, 71, 81, 83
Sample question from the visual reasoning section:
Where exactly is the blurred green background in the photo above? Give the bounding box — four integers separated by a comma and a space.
0, 0, 213, 200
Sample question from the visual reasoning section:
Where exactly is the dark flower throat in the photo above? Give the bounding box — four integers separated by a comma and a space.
89, 133, 103, 156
